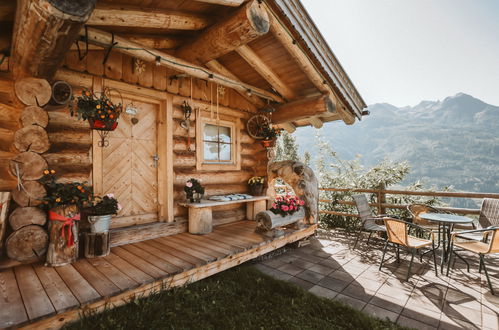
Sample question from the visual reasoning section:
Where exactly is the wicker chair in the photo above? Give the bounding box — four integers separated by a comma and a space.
458, 198, 499, 241
447, 227, 499, 295
407, 204, 474, 231
380, 218, 437, 280
352, 194, 387, 250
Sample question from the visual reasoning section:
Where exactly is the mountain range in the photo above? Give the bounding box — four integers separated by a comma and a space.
294, 93, 499, 195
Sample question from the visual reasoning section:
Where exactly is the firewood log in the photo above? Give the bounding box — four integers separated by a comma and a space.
14, 125, 50, 153
9, 151, 48, 181
5, 224, 48, 263
11, 180, 46, 207
9, 206, 47, 231
14, 77, 52, 106
255, 208, 305, 231
20, 105, 49, 127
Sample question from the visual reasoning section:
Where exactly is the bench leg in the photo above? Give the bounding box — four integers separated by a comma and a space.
246, 200, 267, 220
189, 208, 212, 234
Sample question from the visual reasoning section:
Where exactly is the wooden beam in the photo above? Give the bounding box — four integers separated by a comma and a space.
70, 35, 182, 51
10, 0, 96, 79
194, 0, 245, 6
278, 122, 296, 133
205, 59, 265, 107
176, 0, 269, 64
267, 8, 356, 125
236, 44, 295, 101
308, 117, 323, 129
0, 2, 15, 21
272, 94, 334, 124
80, 27, 284, 103
88, 4, 211, 30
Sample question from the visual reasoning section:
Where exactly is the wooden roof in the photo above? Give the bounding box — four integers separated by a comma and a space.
0, 0, 366, 129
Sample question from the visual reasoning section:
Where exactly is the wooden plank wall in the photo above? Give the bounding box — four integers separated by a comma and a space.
60, 50, 268, 225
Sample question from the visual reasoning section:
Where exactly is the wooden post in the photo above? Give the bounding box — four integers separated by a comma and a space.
246, 199, 267, 220
188, 208, 212, 235
378, 183, 386, 215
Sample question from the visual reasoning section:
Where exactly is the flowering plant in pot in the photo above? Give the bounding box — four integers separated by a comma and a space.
260, 125, 282, 148
70, 89, 122, 131
184, 178, 205, 203
248, 176, 265, 196
269, 195, 305, 217
84, 194, 122, 233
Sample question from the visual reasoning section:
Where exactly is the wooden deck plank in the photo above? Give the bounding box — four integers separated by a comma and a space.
71, 259, 121, 297
166, 235, 227, 259
103, 253, 154, 285
215, 226, 266, 245
122, 242, 185, 273
0, 268, 29, 328
14, 265, 56, 321
33, 264, 79, 313
177, 233, 236, 255
142, 239, 206, 268
86, 257, 139, 291
55, 265, 101, 304
204, 230, 254, 249
112, 246, 167, 279
154, 236, 217, 263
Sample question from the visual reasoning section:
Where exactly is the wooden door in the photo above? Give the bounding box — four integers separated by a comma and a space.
97, 97, 159, 227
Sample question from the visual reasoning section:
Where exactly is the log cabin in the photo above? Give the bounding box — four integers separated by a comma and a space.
0, 0, 366, 327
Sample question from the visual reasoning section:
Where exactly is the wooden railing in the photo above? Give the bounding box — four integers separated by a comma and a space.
319, 187, 499, 218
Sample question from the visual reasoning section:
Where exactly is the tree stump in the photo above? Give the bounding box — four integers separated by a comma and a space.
14, 125, 50, 153
21, 105, 49, 127
46, 205, 80, 267
9, 151, 48, 181
11, 180, 46, 207
9, 206, 47, 231
5, 224, 48, 263
14, 78, 52, 106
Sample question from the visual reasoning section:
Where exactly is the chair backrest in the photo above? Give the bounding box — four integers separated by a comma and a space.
407, 204, 439, 226
384, 218, 408, 247
486, 228, 499, 254
478, 198, 499, 229
353, 194, 373, 224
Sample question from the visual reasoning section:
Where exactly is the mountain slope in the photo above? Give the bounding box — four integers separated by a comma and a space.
295, 93, 499, 193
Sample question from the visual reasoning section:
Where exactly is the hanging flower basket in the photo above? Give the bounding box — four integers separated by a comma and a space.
261, 138, 276, 148
88, 118, 118, 131
70, 89, 122, 131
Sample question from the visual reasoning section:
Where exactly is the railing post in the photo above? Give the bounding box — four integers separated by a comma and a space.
378, 183, 386, 215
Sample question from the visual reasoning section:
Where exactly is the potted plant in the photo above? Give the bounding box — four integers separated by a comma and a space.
184, 178, 205, 203
85, 194, 121, 233
70, 89, 122, 131
248, 176, 265, 196
261, 125, 282, 148
269, 195, 305, 217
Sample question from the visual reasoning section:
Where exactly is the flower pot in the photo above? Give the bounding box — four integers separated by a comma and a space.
87, 214, 112, 233
249, 184, 264, 196
88, 118, 118, 131
261, 139, 276, 148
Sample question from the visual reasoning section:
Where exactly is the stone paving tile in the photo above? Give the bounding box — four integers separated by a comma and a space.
307, 263, 335, 276
308, 285, 339, 300
401, 305, 442, 328
481, 310, 499, 330
261, 257, 287, 269
362, 303, 399, 322
442, 302, 482, 326
397, 315, 438, 330
369, 293, 407, 314
290, 257, 318, 269
295, 269, 325, 284
439, 313, 480, 330
341, 283, 375, 303
253, 263, 276, 276
354, 276, 385, 292
317, 276, 351, 292
277, 263, 305, 276
334, 293, 367, 311
288, 276, 315, 291
270, 269, 293, 281
317, 258, 343, 269
328, 269, 357, 283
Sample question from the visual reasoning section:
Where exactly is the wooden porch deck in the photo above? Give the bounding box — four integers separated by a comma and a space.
0, 221, 316, 329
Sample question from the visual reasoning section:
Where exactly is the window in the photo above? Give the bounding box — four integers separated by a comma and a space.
196, 116, 240, 171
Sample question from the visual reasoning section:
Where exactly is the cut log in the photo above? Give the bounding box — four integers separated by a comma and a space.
278, 122, 296, 133
20, 105, 49, 127
0, 103, 22, 131
176, 0, 269, 64
9, 206, 47, 231
0, 192, 11, 258
11, 180, 46, 207
9, 151, 48, 181
272, 94, 335, 124
46, 205, 80, 266
256, 208, 305, 231
0, 127, 15, 152
308, 117, 324, 129
10, 0, 96, 79
14, 78, 52, 106
194, 0, 245, 6
14, 125, 50, 153
5, 224, 48, 263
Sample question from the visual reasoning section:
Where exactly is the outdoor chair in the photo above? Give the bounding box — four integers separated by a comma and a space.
352, 194, 387, 250
407, 204, 474, 231
379, 218, 437, 281
447, 227, 499, 295
457, 198, 499, 241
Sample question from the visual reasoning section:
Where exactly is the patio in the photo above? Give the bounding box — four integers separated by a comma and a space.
255, 229, 499, 330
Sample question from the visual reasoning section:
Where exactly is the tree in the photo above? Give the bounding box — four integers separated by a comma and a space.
275, 131, 299, 161
303, 151, 311, 166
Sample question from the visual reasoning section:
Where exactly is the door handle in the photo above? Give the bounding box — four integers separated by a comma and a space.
152, 154, 159, 168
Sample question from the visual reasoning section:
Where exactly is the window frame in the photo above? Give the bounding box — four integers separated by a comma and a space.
196, 115, 241, 171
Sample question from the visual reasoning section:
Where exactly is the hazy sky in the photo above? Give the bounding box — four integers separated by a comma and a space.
301, 0, 499, 107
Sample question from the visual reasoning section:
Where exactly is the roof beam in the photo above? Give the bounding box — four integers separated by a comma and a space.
176, 0, 269, 64
278, 122, 296, 133
272, 94, 334, 124
10, 0, 96, 79
308, 117, 323, 129
194, 0, 246, 7
236, 44, 295, 101
87, 4, 211, 30
81, 27, 284, 103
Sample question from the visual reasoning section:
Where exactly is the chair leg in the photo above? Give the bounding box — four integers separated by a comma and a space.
479, 257, 483, 274
453, 251, 470, 272
432, 241, 438, 277
407, 248, 416, 281
366, 232, 373, 246
480, 254, 495, 295
396, 245, 401, 264
353, 227, 364, 250
379, 240, 389, 271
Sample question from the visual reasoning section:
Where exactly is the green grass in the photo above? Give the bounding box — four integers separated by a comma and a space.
64, 265, 407, 330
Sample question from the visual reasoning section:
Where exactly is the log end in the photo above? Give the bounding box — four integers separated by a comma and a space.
247, 1, 270, 34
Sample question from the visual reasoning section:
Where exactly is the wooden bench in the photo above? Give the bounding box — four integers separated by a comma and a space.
178, 196, 269, 234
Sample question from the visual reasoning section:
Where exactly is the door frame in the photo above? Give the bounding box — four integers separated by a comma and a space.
92, 77, 174, 223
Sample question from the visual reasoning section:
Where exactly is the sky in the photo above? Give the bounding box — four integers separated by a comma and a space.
301, 0, 499, 107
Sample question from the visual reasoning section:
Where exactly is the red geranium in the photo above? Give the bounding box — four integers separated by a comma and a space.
270, 194, 304, 217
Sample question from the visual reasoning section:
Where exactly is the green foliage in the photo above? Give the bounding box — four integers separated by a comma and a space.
70, 89, 122, 124
85, 194, 120, 216
39, 171, 92, 210
184, 178, 205, 197
275, 131, 300, 161
64, 266, 405, 330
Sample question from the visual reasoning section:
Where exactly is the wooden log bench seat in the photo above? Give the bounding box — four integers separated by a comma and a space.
178, 196, 269, 234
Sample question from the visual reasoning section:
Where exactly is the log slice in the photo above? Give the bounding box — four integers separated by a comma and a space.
9, 151, 48, 180
21, 105, 49, 127
11, 180, 46, 207
5, 224, 48, 263
14, 125, 50, 153
9, 206, 47, 231
14, 78, 52, 106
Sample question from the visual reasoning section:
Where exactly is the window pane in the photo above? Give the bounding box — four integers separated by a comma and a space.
218, 126, 231, 143
204, 142, 219, 161
219, 143, 232, 161
204, 124, 218, 142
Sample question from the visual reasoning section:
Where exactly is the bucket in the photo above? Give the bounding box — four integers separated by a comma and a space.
87, 214, 112, 233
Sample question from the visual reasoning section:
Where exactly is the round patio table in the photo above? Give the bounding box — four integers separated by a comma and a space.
419, 213, 474, 272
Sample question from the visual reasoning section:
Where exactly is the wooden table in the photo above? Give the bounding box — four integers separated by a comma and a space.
178, 196, 269, 234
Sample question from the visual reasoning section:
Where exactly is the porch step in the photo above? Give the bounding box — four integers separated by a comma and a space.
110, 220, 187, 247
